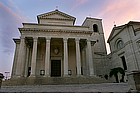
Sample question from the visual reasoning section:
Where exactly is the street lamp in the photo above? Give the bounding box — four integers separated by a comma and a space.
5, 72, 10, 80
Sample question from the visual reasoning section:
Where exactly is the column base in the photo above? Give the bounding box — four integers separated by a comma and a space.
76, 74, 83, 77
12, 75, 21, 78
13, 75, 25, 78
89, 74, 95, 77
30, 75, 36, 77
63, 74, 69, 77
44, 75, 50, 77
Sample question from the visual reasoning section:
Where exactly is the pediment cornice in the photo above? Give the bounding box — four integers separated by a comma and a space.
37, 9, 76, 23
107, 25, 126, 43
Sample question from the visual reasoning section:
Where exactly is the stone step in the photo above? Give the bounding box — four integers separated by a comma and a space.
2, 76, 110, 86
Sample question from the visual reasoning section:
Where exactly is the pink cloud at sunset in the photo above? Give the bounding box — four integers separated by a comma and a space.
96, 0, 140, 53
100, 1, 139, 27
0, 2, 26, 24
0, 2, 21, 52
0, 1, 27, 74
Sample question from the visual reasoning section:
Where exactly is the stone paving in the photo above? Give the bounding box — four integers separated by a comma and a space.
0, 83, 130, 93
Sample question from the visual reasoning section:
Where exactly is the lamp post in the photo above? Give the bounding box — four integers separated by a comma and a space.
5, 72, 10, 80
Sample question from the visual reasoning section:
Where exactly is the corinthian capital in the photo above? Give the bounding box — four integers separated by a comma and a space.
33, 37, 38, 42
63, 38, 68, 42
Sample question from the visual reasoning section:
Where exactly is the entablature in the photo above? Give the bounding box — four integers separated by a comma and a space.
19, 28, 93, 37
22, 23, 90, 31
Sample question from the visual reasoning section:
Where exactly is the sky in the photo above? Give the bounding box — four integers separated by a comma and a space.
0, 0, 140, 77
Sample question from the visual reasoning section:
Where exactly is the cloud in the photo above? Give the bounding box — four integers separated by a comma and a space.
0, 1, 28, 74
0, 1, 28, 54
98, 0, 140, 29
99, 0, 140, 22
95, 0, 140, 53
71, 0, 89, 10
76, 0, 88, 4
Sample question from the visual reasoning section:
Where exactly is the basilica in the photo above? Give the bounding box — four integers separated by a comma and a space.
11, 9, 107, 84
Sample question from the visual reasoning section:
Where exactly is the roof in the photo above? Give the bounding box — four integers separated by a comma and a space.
82, 17, 102, 26
107, 25, 125, 43
107, 21, 140, 43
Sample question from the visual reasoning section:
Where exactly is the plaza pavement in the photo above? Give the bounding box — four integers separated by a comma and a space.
0, 83, 130, 93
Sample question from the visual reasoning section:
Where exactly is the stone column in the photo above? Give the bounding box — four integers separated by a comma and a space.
63, 38, 68, 77
11, 39, 20, 78
45, 38, 51, 77
75, 38, 81, 76
15, 36, 26, 77
30, 37, 38, 77
24, 46, 30, 77
87, 39, 94, 76
85, 46, 89, 75
81, 47, 86, 75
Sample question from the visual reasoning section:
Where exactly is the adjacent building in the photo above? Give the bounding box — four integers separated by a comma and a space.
107, 21, 140, 79
11, 9, 107, 80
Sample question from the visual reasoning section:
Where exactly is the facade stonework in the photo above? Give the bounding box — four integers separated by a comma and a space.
11, 10, 107, 80
107, 21, 140, 82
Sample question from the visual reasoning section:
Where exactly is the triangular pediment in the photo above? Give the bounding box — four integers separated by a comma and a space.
37, 9, 76, 21
107, 25, 125, 42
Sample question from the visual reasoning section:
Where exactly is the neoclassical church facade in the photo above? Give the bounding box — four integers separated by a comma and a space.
11, 9, 107, 81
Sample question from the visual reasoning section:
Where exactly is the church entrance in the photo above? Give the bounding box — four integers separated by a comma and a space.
51, 60, 61, 77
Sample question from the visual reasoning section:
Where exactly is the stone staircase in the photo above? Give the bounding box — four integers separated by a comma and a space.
2, 76, 110, 86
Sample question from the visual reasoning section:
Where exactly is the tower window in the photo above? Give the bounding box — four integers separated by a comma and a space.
93, 24, 98, 32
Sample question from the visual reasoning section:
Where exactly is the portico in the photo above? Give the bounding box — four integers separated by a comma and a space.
13, 35, 94, 78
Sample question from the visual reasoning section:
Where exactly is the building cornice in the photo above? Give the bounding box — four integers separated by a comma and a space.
82, 17, 102, 26
39, 17, 74, 21
19, 28, 92, 35
22, 23, 89, 28
135, 28, 140, 32
13, 38, 20, 43
107, 25, 126, 43
108, 21, 140, 43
